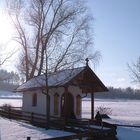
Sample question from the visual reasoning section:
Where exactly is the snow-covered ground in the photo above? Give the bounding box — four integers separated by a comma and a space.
82, 98, 140, 140
0, 98, 140, 139
0, 117, 140, 140
0, 117, 73, 140
0, 91, 22, 99
117, 126, 140, 140
82, 99, 140, 125
0, 98, 22, 107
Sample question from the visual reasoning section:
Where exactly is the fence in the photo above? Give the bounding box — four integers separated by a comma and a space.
0, 107, 117, 140
0, 107, 47, 126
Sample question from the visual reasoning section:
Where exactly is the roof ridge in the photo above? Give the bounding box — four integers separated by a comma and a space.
40, 66, 86, 76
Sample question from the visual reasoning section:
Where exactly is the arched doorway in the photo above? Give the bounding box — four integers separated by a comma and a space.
61, 92, 75, 119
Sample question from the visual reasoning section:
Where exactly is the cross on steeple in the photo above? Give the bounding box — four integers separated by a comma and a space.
85, 58, 89, 66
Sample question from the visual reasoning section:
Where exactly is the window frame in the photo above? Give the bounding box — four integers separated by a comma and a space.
54, 93, 59, 115
32, 93, 37, 107
76, 95, 81, 116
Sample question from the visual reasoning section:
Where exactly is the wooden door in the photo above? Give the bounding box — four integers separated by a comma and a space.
61, 92, 75, 119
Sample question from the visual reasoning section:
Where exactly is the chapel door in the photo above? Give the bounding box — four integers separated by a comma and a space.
61, 92, 75, 119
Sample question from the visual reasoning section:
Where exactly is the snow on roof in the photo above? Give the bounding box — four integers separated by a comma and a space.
17, 67, 85, 91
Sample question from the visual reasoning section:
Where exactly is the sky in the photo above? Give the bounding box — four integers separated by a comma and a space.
87, 0, 140, 88
0, 0, 140, 88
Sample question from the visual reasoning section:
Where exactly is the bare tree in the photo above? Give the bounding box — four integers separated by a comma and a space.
0, 45, 16, 67
6, 0, 100, 81
128, 57, 140, 86
6, 0, 100, 129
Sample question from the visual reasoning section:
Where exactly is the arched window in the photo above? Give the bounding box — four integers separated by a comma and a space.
54, 93, 59, 115
32, 93, 37, 107
61, 94, 65, 117
76, 95, 81, 116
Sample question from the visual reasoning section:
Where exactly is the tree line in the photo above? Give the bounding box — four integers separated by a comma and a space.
94, 87, 140, 100
0, 69, 21, 85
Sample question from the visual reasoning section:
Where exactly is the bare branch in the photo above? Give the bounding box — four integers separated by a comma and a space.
7, 0, 99, 81
128, 57, 140, 86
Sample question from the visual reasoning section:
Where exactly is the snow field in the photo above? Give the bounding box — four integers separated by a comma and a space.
1, 98, 140, 139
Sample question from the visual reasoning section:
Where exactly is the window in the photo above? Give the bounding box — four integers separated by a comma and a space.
61, 94, 65, 117
54, 93, 59, 115
76, 95, 81, 116
32, 93, 37, 107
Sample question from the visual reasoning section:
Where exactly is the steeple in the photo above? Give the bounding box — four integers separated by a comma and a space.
85, 58, 89, 66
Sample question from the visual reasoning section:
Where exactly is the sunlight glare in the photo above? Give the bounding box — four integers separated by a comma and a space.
0, 11, 14, 44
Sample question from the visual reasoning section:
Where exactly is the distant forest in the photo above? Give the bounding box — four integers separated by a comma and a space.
93, 87, 140, 100
0, 69, 140, 99
0, 69, 20, 91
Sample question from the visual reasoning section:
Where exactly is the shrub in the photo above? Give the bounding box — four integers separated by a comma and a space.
95, 106, 112, 115
1, 104, 13, 111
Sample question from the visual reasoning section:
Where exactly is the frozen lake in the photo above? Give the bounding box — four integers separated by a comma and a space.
0, 97, 140, 125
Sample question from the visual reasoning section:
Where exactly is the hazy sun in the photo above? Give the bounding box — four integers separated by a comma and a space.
0, 11, 14, 44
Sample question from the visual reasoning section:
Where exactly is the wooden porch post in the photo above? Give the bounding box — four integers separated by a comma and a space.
91, 92, 94, 120
64, 86, 68, 120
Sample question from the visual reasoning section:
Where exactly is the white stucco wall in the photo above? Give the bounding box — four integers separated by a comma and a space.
49, 87, 65, 117
22, 86, 83, 119
22, 90, 46, 115
68, 86, 83, 119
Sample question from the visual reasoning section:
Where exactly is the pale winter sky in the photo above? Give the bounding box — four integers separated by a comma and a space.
87, 0, 140, 88
0, 0, 140, 88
